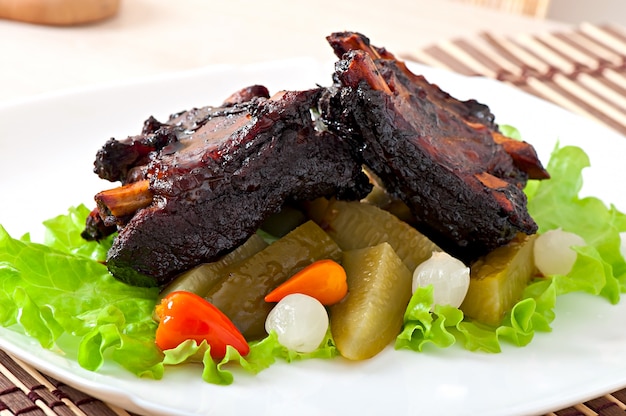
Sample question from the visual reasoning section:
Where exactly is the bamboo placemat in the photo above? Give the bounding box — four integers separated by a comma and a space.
405, 22, 626, 137
1, 23, 625, 416
0, 350, 135, 416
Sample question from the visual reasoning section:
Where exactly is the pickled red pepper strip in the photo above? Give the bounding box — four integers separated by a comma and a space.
155, 291, 249, 360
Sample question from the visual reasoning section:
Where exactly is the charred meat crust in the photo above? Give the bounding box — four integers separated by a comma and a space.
322, 81, 532, 260
327, 32, 498, 129
325, 31, 548, 181
85, 32, 550, 287
320, 36, 548, 262
93, 85, 272, 185
100, 88, 371, 287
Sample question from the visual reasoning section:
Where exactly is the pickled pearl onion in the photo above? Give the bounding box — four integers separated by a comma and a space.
265, 293, 329, 353
412, 251, 470, 308
533, 229, 586, 276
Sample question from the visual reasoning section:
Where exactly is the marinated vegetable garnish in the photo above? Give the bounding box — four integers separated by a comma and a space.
533, 229, 586, 276
460, 233, 537, 326
412, 252, 470, 309
204, 220, 341, 340
265, 293, 329, 353
157, 233, 268, 304
310, 198, 439, 272
264, 259, 348, 306
155, 291, 249, 360
330, 242, 413, 360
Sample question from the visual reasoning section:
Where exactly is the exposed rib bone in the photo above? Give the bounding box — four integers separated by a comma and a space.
95, 179, 153, 219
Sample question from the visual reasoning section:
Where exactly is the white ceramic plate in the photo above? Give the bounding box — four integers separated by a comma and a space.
0, 59, 625, 416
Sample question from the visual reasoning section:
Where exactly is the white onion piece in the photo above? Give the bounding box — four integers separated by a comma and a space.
265, 293, 329, 353
412, 251, 470, 308
534, 229, 586, 276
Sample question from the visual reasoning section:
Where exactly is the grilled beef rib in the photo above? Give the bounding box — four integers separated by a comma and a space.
88, 88, 371, 287
85, 32, 549, 287
320, 32, 549, 262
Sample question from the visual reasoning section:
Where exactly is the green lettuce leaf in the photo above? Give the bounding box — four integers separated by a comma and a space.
395, 285, 462, 351
0, 211, 162, 378
160, 330, 336, 385
42, 204, 114, 261
499, 124, 522, 141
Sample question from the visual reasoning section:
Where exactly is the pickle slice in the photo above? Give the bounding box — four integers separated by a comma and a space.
302, 197, 330, 224
314, 199, 438, 272
460, 233, 538, 326
205, 220, 342, 340
260, 205, 307, 238
330, 242, 412, 360
157, 233, 269, 304
361, 175, 415, 226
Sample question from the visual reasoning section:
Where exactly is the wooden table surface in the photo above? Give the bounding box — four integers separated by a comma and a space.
0, 0, 568, 103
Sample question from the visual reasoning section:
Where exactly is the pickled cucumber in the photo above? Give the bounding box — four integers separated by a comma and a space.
314, 199, 439, 272
330, 242, 413, 360
156, 233, 268, 305
361, 181, 415, 225
460, 233, 538, 326
205, 220, 342, 340
260, 205, 307, 238
302, 197, 330, 224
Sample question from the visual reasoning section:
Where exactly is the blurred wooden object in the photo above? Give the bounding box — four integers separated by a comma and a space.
0, 0, 120, 25
452, 0, 551, 18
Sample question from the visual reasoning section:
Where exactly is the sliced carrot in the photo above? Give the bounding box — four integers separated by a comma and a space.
264, 259, 348, 305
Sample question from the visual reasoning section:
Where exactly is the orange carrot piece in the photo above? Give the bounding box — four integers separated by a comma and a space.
264, 259, 348, 305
